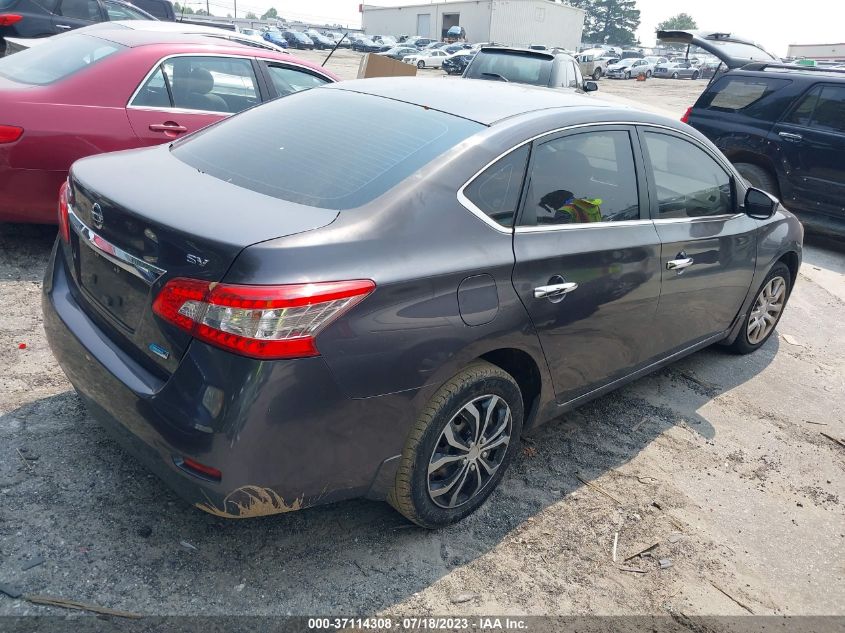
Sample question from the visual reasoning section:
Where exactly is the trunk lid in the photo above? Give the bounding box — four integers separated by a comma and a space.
65, 145, 339, 377
656, 30, 779, 69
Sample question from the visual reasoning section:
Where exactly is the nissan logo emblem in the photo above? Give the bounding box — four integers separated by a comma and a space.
91, 203, 104, 230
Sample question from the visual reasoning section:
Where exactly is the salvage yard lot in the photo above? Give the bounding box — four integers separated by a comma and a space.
1, 53, 844, 618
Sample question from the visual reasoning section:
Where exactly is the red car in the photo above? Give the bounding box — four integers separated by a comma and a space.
0, 27, 337, 223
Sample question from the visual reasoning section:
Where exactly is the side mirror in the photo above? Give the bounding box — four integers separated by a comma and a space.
583, 80, 599, 92
744, 187, 778, 219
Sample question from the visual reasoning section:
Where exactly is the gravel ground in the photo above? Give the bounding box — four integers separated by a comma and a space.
0, 52, 843, 620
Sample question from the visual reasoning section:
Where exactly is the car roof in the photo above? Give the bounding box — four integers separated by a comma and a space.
79, 24, 268, 50
734, 62, 845, 82
326, 77, 618, 125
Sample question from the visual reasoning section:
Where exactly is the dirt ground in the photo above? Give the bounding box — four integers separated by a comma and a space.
0, 50, 844, 621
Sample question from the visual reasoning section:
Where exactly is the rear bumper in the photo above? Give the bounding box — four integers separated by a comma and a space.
0, 165, 65, 223
43, 244, 414, 517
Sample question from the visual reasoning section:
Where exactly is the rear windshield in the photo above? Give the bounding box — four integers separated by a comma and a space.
0, 34, 123, 85
704, 76, 791, 111
171, 88, 483, 210
464, 50, 552, 86
706, 40, 778, 63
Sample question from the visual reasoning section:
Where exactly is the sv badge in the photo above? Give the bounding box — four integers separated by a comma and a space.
186, 254, 209, 267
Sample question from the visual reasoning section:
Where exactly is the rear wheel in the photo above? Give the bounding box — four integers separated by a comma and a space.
672, 72, 679, 79
646, 70, 652, 78
729, 263, 791, 354
692, 70, 700, 80
734, 162, 779, 197
389, 361, 524, 528
592, 68, 602, 80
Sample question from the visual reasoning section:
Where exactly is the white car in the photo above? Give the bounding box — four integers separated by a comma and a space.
605, 57, 653, 79
403, 49, 449, 68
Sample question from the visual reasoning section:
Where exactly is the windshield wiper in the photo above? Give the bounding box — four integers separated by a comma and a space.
480, 72, 509, 82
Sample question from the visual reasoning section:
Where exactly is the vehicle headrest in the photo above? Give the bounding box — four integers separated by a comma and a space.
186, 67, 214, 95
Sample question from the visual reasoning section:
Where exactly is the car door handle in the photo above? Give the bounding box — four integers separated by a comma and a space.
778, 132, 803, 143
55, 24, 72, 29
667, 257, 694, 271
149, 123, 188, 133
534, 282, 578, 299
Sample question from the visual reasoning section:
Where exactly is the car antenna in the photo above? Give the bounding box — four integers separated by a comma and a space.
323, 32, 348, 66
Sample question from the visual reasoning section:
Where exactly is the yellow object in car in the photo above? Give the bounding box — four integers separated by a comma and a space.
558, 197, 603, 223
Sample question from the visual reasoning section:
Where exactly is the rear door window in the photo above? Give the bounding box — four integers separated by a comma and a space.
521, 130, 641, 226
785, 86, 821, 126
262, 63, 330, 98
171, 88, 483, 210
57, 0, 101, 19
103, 0, 149, 19
704, 77, 790, 111
0, 34, 122, 85
131, 56, 259, 113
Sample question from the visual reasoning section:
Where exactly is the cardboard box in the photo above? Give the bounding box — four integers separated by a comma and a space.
357, 53, 417, 79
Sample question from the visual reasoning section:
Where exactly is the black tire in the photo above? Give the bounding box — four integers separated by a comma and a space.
734, 162, 779, 197
728, 262, 791, 354
646, 70, 652, 78
389, 361, 524, 528
417, 60, 425, 69
625, 71, 631, 80
692, 71, 700, 80
592, 68, 602, 80
672, 72, 679, 79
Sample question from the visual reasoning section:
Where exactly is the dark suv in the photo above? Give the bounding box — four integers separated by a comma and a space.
661, 29, 845, 236
0, 0, 154, 55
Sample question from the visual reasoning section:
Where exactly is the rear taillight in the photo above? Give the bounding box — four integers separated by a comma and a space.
152, 278, 376, 359
57, 181, 70, 242
0, 124, 23, 144
0, 14, 23, 26
681, 106, 693, 124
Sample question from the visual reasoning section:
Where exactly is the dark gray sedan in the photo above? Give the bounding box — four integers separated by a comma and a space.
43, 78, 803, 528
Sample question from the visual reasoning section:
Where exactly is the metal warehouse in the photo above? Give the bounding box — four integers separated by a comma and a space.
362, 0, 585, 51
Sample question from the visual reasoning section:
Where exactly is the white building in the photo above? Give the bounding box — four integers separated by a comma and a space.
787, 43, 845, 61
362, 0, 585, 51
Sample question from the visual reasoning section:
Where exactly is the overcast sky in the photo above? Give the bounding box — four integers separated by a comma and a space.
189, 0, 845, 56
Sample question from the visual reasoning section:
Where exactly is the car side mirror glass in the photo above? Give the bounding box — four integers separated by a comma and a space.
583, 80, 598, 92
744, 187, 778, 220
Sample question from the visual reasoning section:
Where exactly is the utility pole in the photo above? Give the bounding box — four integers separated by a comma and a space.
233, 0, 236, 18
206, 0, 209, 14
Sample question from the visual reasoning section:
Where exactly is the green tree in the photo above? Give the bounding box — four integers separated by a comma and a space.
194, 7, 209, 15
261, 7, 277, 20
657, 12, 697, 32
173, 2, 194, 14
245, 11, 257, 19
571, 0, 640, 47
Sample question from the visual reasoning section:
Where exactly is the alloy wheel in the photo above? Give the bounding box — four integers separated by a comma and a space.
427, 395, 512, 509
747, 276, 786, 344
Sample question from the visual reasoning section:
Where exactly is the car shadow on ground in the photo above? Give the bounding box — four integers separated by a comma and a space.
0, 263, 780, 615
